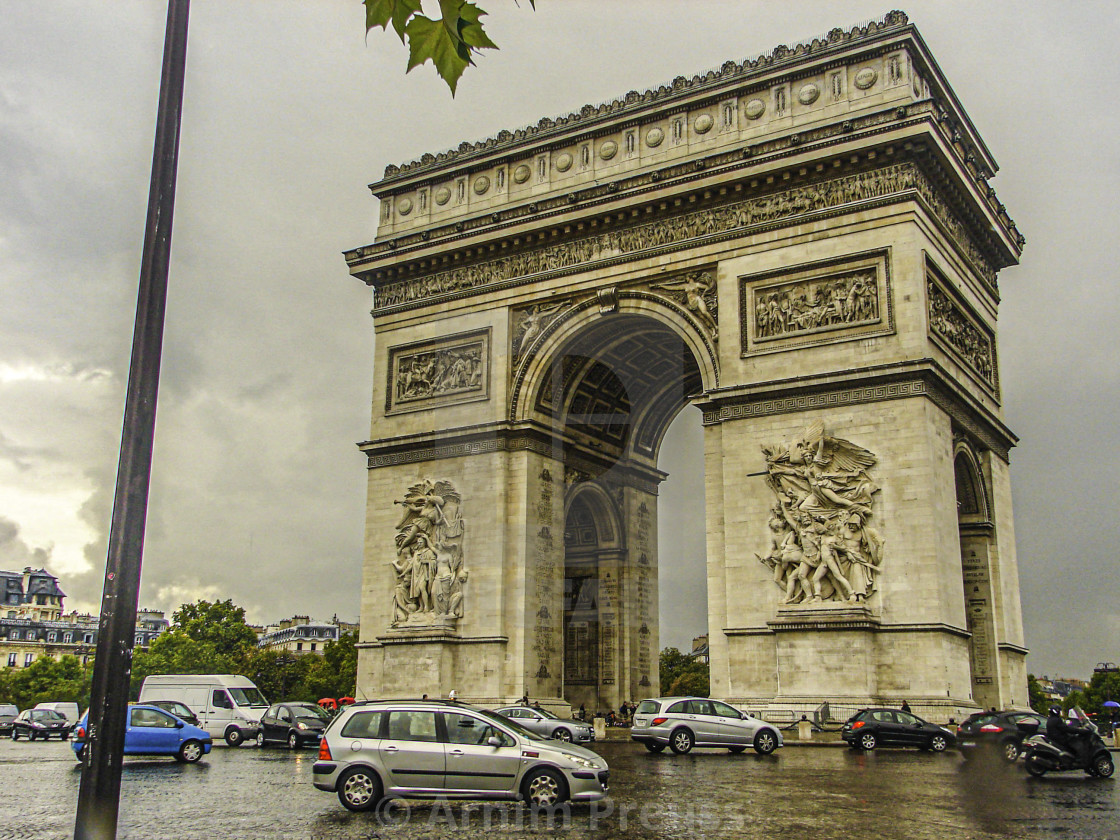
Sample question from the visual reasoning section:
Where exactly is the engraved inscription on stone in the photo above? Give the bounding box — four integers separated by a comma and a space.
387, 330, 489, 413
927, 276, 995, 387
390, 479, 468, 628
756, 422, 884, 605
753, 268, 878, 341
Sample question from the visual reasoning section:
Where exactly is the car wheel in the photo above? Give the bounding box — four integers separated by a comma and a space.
858, 732, 877, 751
177, 739, 204, 764
225, 728, 244, 748
337, 767, 382, 812
644, 742, 666, 753
669, 727, 694, 755
551, 727, 573, 742
728, 745, 747, 754
28, 731, 36, 742
256, 731, 266, 748
928, 735, 948, 753
1093, 754, 1115, 778
288, 731, 300, 750
754, 729, 778, 755
1024, 754, 1047, 777
76, 745, 87, 763
522, 767, 567, 807
10, 730, 18, 741
1000, 740, 1020, 762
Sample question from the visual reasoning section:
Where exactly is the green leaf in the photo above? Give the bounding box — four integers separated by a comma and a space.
452, 1, 499, 51
364, 0, 422, 42
405, 13, 473, 95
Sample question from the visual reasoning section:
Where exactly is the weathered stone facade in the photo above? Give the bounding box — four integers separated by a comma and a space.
347, 12, 1028, 717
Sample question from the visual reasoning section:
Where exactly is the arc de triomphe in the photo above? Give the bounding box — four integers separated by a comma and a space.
343, 12, 1028, 718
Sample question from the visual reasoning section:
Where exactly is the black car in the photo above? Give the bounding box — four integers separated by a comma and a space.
956, 710, 1044, 762
256, 701, 330, 749
0, 704, 18, 735
841, 707, 956, 752
11, 708, 71, 741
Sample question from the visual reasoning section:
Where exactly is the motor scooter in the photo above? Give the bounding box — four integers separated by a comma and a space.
1022, 708, 1114, 778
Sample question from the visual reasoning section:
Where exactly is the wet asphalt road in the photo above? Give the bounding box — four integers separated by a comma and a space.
1, 737, 1117, 840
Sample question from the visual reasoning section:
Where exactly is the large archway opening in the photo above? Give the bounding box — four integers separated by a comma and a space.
529, 310, 709, 711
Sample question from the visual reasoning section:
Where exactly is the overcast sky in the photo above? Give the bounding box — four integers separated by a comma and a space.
2, 1, 1117, 681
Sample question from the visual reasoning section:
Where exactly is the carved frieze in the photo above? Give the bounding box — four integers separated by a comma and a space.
740, 250, 892, 355
756, 422, 884, 605
390, 479, 468, 628
927, 268, 996, 390
386, 329, 490, 414
373, 162, 994, 313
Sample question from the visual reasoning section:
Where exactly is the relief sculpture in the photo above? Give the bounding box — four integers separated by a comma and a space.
755, 269, 877, 340
512, 300, 570, 363
650, 270, 719, 339
390, 479, 468, 627
927, 280, 994, 385
755, 422, 884, 604
395, 343, 484, 403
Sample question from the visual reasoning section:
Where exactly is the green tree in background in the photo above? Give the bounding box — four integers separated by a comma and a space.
172, 599, 260, 652
659, 646, 709, 697
1027, 673, 1048, 713
0, 655, 93, 710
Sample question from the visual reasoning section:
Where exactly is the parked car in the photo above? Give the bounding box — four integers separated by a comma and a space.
492, 705, 595, 743
71, 705, 213, 763
956, 710, 1044, 762
11, 708, 72, 740
145, 699, 202, 727
34, 701, 80, 723
0, 704, 18, 735
630, 696, 783, 755
841, 708, 956, 752
257, 701, 331, 749
312, 699, 609, 811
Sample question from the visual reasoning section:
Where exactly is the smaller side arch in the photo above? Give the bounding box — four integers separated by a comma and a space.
953, 441, 990, 523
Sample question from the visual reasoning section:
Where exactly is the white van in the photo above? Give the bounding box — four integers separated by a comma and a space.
138, 674, 268, 747
34, 701, 80, 723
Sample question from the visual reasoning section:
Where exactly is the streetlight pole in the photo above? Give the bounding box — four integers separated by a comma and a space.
74, 2, 190, 838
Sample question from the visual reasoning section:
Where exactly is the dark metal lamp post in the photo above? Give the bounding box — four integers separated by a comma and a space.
74, 2, 190, 839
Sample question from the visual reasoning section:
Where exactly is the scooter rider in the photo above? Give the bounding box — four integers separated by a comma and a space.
1047, 706, 1089, 761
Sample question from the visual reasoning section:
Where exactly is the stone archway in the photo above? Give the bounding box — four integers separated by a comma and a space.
346, 13, 1029, 718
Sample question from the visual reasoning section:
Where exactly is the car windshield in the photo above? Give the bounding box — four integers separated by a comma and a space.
291, 703, 331, 722
32, 710, 63, 721
534, 707, 561, 720
635, 700, 659, 715
474, 708, 546, 742
0, 705, 18, 716
229, 688, 268, 707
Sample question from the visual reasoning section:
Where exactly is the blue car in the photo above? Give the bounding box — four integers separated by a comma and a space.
72, 704, 213, 763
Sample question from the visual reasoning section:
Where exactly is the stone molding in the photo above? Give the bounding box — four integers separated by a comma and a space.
359, 422, 666, 494
698, 359, 1015, 461
376, 11, 913, 183
366, 635, 509, 647
368, 159, 1000, 316
724, 621, 971, 638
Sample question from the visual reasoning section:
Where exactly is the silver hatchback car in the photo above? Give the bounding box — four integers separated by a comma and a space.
492, 706, 595, 743
631, 697, 783, 755
313, 700, 609, 811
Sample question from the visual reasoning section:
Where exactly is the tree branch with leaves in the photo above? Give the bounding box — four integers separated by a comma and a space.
364, 0, 535, 95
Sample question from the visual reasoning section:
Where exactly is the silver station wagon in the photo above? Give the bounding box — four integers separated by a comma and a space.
313, 700, 609, 811
631, 696, 783, 755
492, 705, 595, 743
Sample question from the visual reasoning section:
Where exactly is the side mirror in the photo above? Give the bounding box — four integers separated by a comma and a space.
487, 736, 502, 748
175, 721, 185, 729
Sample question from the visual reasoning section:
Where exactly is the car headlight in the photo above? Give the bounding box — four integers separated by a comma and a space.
297, 722, 309, 730
568, 756, 597, 770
